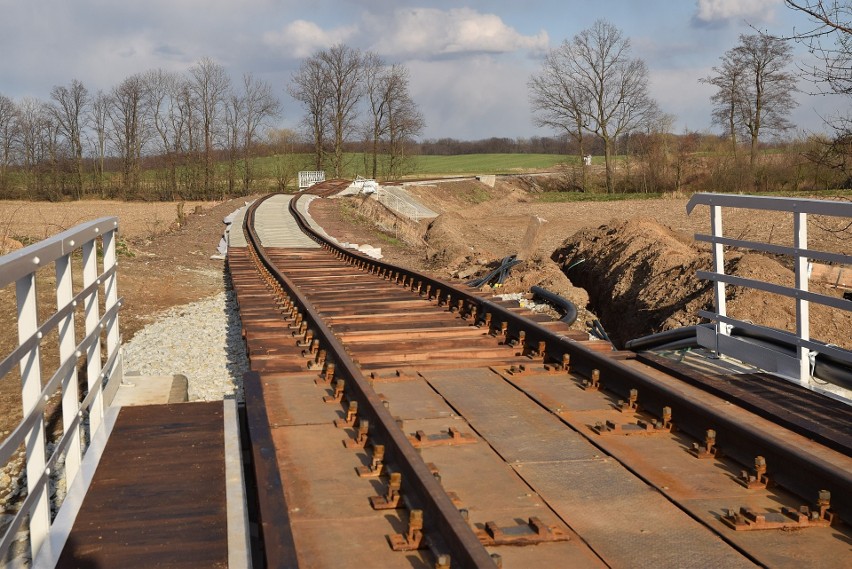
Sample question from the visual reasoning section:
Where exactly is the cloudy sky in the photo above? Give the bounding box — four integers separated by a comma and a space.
0, 0, 844, 140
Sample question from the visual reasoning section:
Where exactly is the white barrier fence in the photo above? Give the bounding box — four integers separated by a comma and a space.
687, 193, 852, 393
374, 187, 427, 222
0, 217, 123, 564
298, 171, 325, 190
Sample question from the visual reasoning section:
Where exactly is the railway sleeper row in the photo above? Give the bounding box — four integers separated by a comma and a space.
228, 193, 851, 568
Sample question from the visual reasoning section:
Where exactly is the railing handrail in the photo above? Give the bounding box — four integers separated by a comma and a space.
687, 192, 852, 395
0, 217, 123, 564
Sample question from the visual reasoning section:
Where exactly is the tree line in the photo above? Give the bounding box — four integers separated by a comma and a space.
0, 58, 282, 201
529, 2, 851, 193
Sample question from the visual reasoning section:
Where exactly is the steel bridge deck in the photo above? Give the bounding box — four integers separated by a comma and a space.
229, 191, 852, 568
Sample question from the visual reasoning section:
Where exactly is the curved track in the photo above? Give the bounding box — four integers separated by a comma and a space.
229, 191, 852, 568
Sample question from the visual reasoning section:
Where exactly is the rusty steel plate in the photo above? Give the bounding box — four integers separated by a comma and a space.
500, 371, 617, 413
497, 369, 852, 567
423, 368, 756, 568
288, 517, 436, 568
369, 378, 456, 421
514, 460, 755, 568
422, 368, 601, 463
260, 373, 344, 427
406, 418, 607, 568
576, 421, 852, 568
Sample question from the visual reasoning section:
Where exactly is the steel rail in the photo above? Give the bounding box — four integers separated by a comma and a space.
244, 194, 497, 568
285, 191, 852, 523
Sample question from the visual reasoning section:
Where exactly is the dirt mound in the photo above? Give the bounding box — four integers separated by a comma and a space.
553, 217, 852, 350
553, 218, 711, 346
423, 212, 475, 268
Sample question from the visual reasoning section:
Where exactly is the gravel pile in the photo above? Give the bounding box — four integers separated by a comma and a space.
123, 287, 249, 402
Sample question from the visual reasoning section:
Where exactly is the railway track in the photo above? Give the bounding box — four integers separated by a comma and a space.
229, 191, 851, 568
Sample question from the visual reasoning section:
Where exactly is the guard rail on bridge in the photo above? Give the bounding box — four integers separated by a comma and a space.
687, 193, 852, 397
0, 218, 123, 564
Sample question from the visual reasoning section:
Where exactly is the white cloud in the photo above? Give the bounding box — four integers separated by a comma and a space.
407, 57, 537, 139
262, 20, 358, 58
694, 0, 781, 24
365, 8, 549, 59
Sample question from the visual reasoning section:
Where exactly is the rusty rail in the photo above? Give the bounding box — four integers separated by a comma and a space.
244, 194, 497, 568
283, 192, 852, 524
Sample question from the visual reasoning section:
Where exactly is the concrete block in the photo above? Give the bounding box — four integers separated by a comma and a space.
112, 374, 189, 406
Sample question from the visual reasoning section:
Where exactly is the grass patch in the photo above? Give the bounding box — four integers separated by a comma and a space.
410, 154, 570, 176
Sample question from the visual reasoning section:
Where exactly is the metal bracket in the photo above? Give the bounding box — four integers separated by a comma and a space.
474, 517, 570, 546
388, 509, 425, 551
721, 505, 833, 531
322, 379, 345, 403
615, 389, 639, 413
737, 456, 769, 490
344, 419, 370, 449
369, 370, 414, 383
506, 364, 531, 376
689, 429, 718, 459
334, 400, 358, 428
592, 417, 673, 436
581, 369, 600, 391
370, 472, 402, 510
357, 444, 385, 478
408, 427, 477, 448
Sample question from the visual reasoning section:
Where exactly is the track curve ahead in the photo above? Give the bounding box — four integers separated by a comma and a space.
228, 191, 852, 569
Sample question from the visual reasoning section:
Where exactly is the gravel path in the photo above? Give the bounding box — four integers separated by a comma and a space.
122, 287, 249, 402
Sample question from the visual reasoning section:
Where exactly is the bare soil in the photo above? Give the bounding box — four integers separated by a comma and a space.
1, 179, 850, 437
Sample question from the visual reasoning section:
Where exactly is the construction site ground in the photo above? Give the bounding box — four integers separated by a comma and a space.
1, 176, 851, 438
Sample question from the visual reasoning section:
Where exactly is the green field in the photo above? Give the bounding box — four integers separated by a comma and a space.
251, 152, 573, 181
409, 154, 572, 176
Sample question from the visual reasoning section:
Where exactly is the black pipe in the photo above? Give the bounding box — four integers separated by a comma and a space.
467, 256, 521, 288
625, 325, 709, 351
625, 324, 852, 390
530, 285, 578, 326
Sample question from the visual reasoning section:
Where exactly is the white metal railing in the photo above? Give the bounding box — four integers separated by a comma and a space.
298, 170, 325, 190
375, 186, 425, 222
0, 217, 123, 564
687, 193, 852, 392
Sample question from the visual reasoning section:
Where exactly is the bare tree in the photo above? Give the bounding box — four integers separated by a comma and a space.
107, 74, 149, 196
363, 51, 388, 179
382, 64, 424, 180
784, 1, 852, 94
239, 73, 281, 191
289, 54, 329, 171
529, 41, 594, 188
319, 44, 363, 178
0, 94, 15, 191
143, 69, 183, 198
705, 35, 798, 167
364, 54, 423, 179
49, 79, 89, 198
88, 91, 109, 196
188, 57, 231, 195
533, 20, 658, 192
701, 55, 747, 156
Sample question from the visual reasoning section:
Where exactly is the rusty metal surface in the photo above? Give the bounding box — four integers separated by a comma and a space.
501, 368, 852, 568
224, 192, 852, 567
56, 402, 229, 569
406, 418, 607, 568
423, 368, 758, 568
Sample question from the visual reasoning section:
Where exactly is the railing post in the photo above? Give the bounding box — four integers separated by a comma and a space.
102, 226, 123, 403
82, 239, 104, 434
794, 211, 810, 386
16, 272, 50, 554
710, 204, 728, 353
56, 253, 82, 484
